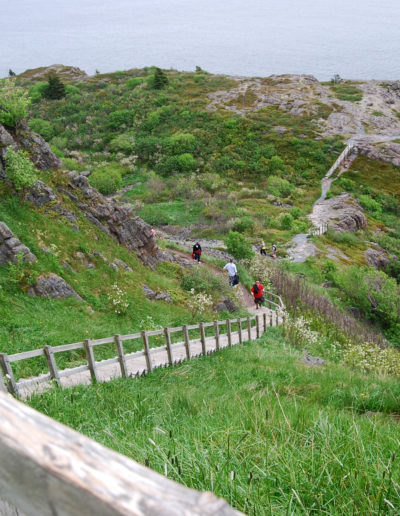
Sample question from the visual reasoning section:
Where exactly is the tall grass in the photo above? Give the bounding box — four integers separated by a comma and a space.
29, 329, 400, 515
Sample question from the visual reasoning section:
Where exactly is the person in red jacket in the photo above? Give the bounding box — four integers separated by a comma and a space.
251, 280, 265, 309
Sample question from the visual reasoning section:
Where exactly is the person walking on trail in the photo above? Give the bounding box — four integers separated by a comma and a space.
260, 243, 267, 256
192, 242, 202, 263
271, 244, 277, 260
251, 280, 265, 309
223, 259, 238, 286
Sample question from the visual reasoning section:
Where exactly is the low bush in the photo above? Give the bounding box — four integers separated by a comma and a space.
0, 79, 30, 128
90, 167, 122, 195
267, 175, 294, 198
28, 118, 54, 141
4, 148, 37, 191
225, 231, 254, 260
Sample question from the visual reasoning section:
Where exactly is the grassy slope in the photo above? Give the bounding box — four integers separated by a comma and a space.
29, 328, 400, 515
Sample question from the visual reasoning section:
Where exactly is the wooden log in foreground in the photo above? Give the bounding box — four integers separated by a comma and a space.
0, 392, 243, 516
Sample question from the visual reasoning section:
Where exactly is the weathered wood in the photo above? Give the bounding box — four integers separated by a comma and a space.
164, 327, 173, 365
8, 348, 45, 362
0, 354, 18, 396
237, 318, 243, 345
114, 335, 128, 378
83, 340, 98, 383
247, 317, 251, 341
214, 321, 220, 351
51, 341, 85, 353
270, 312, 273, 327
282, 314, 286, 326
199, 322, 206, 355
256, 315, 260, 339
0, 392, 243, 516
263, 312, 267, 332
43, 346, 61, 387
141, 331, 153, 373
183, 325, 191, 359
226, 319, 232, 347
0, 370, 6, 393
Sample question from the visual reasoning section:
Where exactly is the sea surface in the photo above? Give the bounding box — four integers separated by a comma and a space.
1, 0, 400, 80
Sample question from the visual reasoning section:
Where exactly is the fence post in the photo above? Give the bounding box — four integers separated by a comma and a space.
263, 312, 267, 332
226, 319, 232, 347
214, 321, 220, 351
183, 325, 191, 359
141, 331, 153, 373
43, 345, 61, 387
164, 327, 173, 365
84, 339, 98, 383
256, 315, 260, 339
270, 312, 273, 327
282, 313, 286, 327
114, 334, 128, 378
237, 318, 242, 344
199, 322, 206, 355
0, 353, 18, 396
247, 317, 252, 341
0, 369, 5, 392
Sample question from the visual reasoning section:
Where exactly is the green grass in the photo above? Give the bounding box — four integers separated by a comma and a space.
28, 328, 400, 515
330, 82, 363, 102
139, 200, 204, 226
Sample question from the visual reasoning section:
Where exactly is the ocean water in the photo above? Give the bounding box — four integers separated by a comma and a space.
1, 0, 399, 80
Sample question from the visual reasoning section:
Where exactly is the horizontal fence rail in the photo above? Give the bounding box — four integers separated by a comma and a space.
0, 391, 243, 516
0, 299, 284, 398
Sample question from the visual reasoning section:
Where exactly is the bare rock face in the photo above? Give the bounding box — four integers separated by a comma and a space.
0, 222, 37, 265
68, 171, 162, 267
14, 126, 62, 170
142, 285, 171, 303
214, 298, 238, 313
357, 142, 400, 168
364, 247, 390, 269
310, 193, 367, 232
27, 273, 82, 300
18, 64, 88, 82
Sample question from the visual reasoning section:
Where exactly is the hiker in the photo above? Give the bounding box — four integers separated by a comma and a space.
223, 259, 238, 286
251, 280, 265, 309
271, 243, 277, 260
192, 241, 202, 263
151, 227, 156, 238
260, 243, 267, 256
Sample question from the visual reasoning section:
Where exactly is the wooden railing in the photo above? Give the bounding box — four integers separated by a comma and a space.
308, 222, 329, 236
0, 391, 243, 516
1, 299, 284, 398
325, 143, 355, 180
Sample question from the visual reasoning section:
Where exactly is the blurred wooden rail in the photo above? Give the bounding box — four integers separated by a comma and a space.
0, 391, 243, 516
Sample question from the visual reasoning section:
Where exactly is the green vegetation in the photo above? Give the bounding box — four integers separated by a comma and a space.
0, 79, 30, 128
330, 81, 363, 102
29, 329, 400, 515
43, 73, 66, 100
4, 148, 37, 190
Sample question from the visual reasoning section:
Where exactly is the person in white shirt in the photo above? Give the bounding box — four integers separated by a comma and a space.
223, 259, 238, 286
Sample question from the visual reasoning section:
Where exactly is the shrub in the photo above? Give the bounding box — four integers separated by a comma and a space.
90, 167, 122, 195
281, 213, 294, 230
0, 79, 30, 128
4, 148, 37, 191
126, 77, 145, 90
151, 68, 169, 90
28, 118, 54, 141
107, 283, 129, 315
359, 194, 382, 216
158, 153, 197, 175
233, 216, 255, 233
225, 231, 254, 260
167, 132, 197, 155
290, 207, 302, 219
267, 175, 294, 197
29, 81, 48, 103
109, 133, 135, 154
107, 109, 134, 130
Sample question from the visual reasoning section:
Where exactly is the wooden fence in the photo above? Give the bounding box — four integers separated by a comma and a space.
308, 222, 329, 236
0, 390, 243, 516
0, 293, 284, 398
325, 143, 355, 180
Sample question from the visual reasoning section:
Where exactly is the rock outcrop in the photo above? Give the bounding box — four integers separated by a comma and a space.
357, 142, 400, 168
67, 171, 162, 267
0, 222, 37, 265
27, 273, 82, 300
142, 285, 172, 303
0, 122, 61, 171
364, 247, 390, 269
310, 193, 367, 232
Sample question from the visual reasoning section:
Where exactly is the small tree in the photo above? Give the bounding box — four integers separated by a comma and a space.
225, 231, 254, 260
153, 68, 168, 90
43, 73, 66, 100
8, 69, 16, 77
0, 79, 30, 128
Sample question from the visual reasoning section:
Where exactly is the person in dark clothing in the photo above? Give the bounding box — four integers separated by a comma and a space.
260, 243, 267, 256
192, 242, 202, 263
251, 280, 265, 309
